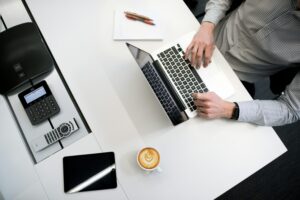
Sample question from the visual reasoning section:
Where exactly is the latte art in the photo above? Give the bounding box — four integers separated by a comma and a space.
138, 147, 160, 169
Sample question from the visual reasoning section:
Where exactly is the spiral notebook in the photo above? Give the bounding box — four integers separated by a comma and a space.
113, 9, 163, 40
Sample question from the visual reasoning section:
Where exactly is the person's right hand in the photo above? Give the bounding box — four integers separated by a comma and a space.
185, 22, 215, 68
192, 92, 235, 119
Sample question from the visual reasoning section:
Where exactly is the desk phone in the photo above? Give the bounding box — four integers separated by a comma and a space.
18, 80, 60, 125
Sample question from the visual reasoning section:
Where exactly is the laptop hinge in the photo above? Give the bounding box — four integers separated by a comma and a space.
152, 60, 186, 111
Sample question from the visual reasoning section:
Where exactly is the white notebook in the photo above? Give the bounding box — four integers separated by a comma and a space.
113, 9, 163, 40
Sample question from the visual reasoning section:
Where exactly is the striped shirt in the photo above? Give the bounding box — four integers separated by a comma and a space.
202, 0, 300, 126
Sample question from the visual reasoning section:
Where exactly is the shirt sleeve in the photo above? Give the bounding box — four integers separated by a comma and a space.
237, 72, 300, 126
202, 0, 232, 25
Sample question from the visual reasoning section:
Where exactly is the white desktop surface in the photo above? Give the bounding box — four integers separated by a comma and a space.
0, 0, 287, 199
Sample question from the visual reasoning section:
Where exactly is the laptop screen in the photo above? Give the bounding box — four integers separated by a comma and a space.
126, 43, 154, 69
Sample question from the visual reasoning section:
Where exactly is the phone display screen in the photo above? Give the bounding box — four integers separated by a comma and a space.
24, 86, 47, 104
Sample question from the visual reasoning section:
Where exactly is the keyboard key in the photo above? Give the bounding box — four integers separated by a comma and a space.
172, 47, 178, 54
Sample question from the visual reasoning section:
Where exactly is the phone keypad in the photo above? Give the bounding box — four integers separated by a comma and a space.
26, 96, 60, 125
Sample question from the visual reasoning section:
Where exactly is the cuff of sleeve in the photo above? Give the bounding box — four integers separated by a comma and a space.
202, 10, 225, 25
237, 101, 263, 123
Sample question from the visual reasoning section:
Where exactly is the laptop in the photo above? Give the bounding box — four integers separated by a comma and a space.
126, 31, 234, 125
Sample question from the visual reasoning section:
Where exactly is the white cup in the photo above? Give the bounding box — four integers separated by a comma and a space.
137, 147, 162, 173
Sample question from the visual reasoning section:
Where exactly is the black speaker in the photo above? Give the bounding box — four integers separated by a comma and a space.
0, 22, 54, 94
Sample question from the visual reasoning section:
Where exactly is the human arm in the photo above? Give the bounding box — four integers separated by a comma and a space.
185, 0, 232, 68
193, 72, 300, 126
237, 72, 300, 126
202, 0, 233, 25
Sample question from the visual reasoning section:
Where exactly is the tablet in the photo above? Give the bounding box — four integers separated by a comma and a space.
63, 152, 117, 193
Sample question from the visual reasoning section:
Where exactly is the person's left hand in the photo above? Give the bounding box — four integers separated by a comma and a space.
192, 92, 235, 119
184, 22, 215, 68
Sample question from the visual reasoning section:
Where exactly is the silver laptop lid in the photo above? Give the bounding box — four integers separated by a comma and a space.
126, 42, 154, 70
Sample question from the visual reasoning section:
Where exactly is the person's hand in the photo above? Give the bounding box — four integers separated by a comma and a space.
192, 92, 235, 119
185, 22, 215, 68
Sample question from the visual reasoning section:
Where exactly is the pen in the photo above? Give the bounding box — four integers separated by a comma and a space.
125, 14, 155, 26
124, 11, 153, 21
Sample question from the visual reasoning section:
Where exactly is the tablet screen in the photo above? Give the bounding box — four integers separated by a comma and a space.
63, 152, 117, 193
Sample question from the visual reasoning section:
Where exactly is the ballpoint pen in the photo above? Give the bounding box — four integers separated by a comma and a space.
125, 14, 155, 26
124, 11, 153, 21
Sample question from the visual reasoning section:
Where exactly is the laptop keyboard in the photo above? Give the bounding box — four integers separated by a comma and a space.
142, 62, 183, 124
157, 44, 208, 112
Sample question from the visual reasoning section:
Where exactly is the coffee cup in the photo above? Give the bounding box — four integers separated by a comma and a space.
137, 147, 162, 173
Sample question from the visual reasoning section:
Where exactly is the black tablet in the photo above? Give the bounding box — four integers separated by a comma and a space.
63, 152, 117, 193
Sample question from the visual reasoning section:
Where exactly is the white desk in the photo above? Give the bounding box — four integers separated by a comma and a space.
0, 0, 287, 199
